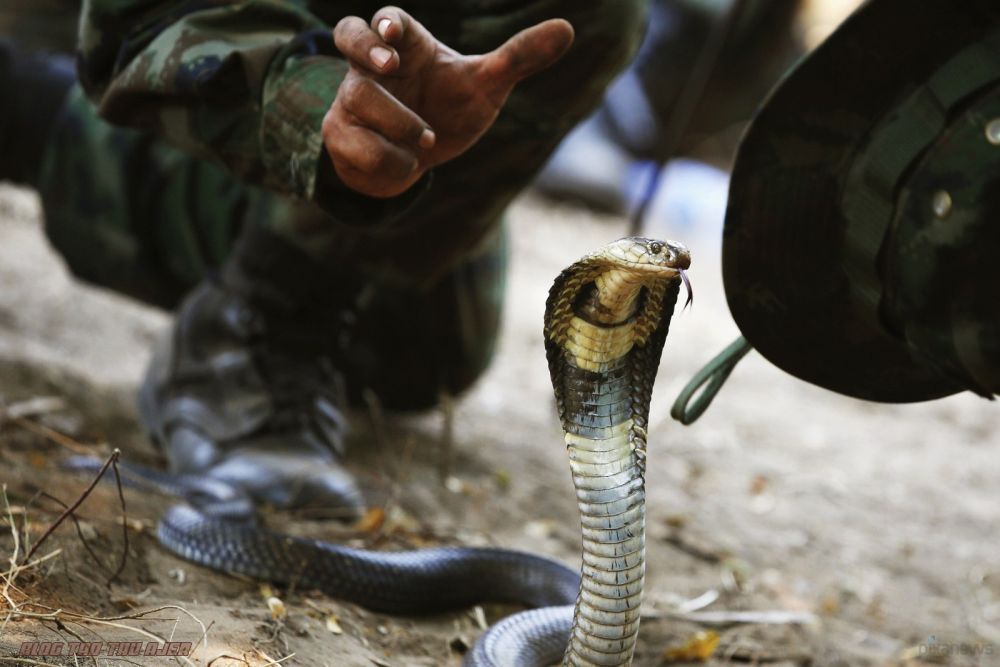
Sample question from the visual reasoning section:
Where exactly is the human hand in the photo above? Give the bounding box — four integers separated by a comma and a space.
323, 6, 574, 198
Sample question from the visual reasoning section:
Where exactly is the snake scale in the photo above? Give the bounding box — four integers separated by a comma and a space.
66, 237, 689, 667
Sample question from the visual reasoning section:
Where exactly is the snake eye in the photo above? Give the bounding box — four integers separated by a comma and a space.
649, 242, 664, 254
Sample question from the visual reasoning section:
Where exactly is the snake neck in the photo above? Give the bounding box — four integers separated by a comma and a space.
577, 269, 647, 326
558, 272, 649, 666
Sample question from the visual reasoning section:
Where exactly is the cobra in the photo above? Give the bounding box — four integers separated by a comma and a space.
65, 236, 690, 667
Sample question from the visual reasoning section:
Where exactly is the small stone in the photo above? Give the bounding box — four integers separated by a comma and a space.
449, 636, 470, 654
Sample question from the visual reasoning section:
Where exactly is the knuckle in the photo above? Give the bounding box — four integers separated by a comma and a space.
409, 121, 427, 142
339, 75, 369, 105
359, 144, 387, 174
339, 75, 359, 99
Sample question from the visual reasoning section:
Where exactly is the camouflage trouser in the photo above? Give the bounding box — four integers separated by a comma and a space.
34, 0, 647, 407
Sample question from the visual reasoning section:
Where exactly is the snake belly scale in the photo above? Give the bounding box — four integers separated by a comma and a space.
63, 237, 689, 667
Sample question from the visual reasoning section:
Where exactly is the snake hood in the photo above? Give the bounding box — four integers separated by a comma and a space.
545, 237, 690, 352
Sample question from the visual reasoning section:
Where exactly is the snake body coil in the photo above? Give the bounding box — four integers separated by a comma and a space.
65, 237, 688, 667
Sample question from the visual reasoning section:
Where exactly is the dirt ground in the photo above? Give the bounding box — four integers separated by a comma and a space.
0, 161, 998, 667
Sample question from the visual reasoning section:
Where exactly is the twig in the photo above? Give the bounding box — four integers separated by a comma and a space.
2, 659, 74, 666
362, 387, 397, 494
0, 396, 66, 421
362, 388, 389, 457
437, 389, 455, 483
366, 434, 419, 548
20, 603, 207, 626
34, 491, 112, 578
0, 549, 65, 636
1, 549, 63, 584
255, 649, 296, 667
961, 581, 1000, 645
721, 644, 814, 665
2, 484, 21, 600
662, 532, 727, 564
10, 416, 95, 455
46, 617, 94, 664
109, 454, 130, 584
1, 483, 24, 640
628, 0, 754, 236
651, 609, 819, 626
6, 605, 206, 667
24, 449, 119, 563
187, 619, 216, 662
208, 655, 251, 667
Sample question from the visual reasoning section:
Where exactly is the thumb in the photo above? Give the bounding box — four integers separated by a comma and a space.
478, 19, 574, 93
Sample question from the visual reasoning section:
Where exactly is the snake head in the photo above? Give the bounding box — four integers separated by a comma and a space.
598, 237, 693, 309
596, 237, 691, 276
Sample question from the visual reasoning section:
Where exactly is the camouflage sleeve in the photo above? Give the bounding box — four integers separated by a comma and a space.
77, 0, 423, 224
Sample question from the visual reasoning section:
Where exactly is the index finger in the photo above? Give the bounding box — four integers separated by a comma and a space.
370, 6, 412, 46
334, 15, 400, 73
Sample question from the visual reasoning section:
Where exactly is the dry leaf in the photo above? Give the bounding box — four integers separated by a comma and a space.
325, 614, 343, 634
525, 519, 556, 540
749, 474, 769, 495
28, 452, 47, 469
494, 469, 511, 491
127, 518, 147, 533
470, 606, 487, 630
662, 630, 720, 662
356, 507, 387, 533
267, 596, 286, 620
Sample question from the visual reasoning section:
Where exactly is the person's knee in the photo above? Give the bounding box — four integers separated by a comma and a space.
341, 238, 508, 412
586, 0, 648, 66
358, 341, 496, 412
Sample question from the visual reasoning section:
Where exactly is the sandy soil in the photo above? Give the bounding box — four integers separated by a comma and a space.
0, 173, 997, 667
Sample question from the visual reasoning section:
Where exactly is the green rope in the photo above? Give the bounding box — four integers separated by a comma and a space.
671, 336, 753, 425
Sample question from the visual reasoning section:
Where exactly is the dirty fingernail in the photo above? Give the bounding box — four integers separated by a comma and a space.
370, 46, 392, 68
377, 18, 391, 39
418, 129, 436, 149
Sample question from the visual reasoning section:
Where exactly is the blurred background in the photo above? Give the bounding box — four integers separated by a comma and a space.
2, 1, 999, 665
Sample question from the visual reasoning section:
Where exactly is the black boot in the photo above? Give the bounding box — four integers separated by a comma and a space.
139, 225, 365, 516
0, 39, 75, 186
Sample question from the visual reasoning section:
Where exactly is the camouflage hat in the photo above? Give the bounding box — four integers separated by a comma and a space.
722, 0, 1000, 402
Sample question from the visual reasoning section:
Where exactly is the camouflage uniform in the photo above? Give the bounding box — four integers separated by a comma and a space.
32, 0, 647, 404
